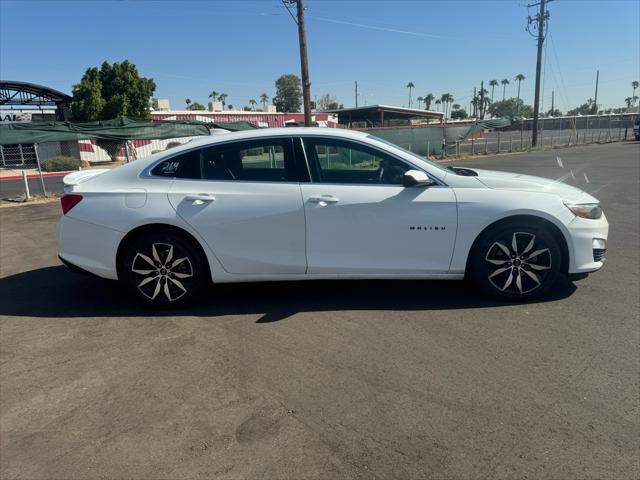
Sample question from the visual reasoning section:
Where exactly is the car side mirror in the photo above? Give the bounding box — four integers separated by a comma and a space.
403, 170, 436, 188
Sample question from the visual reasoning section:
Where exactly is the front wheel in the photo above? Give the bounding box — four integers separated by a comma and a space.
121, 231, 207, 307
468, 223, 562, 300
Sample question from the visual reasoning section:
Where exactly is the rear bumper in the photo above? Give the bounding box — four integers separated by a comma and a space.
566, 213, 609, 274
57, 215, 123, 280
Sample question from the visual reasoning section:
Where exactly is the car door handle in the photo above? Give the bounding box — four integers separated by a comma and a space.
308, 195, 339, 204
185, 194, 216, 204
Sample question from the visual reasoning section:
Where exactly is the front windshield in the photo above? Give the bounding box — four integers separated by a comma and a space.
366, 134, 449, 174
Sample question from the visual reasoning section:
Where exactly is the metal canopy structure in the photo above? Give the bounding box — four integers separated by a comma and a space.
0, 80, 72, 120
323, 104, 443, 128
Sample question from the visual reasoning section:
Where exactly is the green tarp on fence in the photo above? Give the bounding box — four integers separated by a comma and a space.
363, 118, 512, 156
0, 116, 257, 145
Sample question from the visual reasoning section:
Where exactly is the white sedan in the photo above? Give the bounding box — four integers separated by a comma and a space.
57, 128, 608, 306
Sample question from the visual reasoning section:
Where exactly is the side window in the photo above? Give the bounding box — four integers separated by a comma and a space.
151, 149, 201, 179
202, 139, 294, 182
305, 139, 411, 185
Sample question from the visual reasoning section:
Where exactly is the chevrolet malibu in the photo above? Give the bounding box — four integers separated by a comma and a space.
57, 128, 608, 306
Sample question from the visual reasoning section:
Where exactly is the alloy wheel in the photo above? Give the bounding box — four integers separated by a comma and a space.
131, 243, 194, 301
485, 232, 552, 295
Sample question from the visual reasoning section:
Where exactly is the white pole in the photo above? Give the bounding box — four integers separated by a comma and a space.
34, 143, 47, 197
22, 170, 31, 200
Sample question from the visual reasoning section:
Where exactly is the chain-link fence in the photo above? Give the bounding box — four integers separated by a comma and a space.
367, 113, 638, 159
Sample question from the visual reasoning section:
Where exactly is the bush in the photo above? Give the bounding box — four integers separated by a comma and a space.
40, 156, 81, 172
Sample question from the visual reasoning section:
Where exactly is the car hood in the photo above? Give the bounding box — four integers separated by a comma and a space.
472, 168, 598, 203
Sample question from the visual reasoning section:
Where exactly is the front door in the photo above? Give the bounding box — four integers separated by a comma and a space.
299, 137, 457, 274
156, 137, 307, 274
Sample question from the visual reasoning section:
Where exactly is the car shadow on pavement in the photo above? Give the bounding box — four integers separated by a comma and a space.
0, 265, 578, 322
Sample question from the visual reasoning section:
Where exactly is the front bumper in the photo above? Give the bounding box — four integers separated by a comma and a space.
57, 215, 123, 280
566, 212, 609, 274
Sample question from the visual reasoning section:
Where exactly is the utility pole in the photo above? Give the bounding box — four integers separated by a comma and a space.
551, 90, 554, 116
480, 80, 485, 119
473, 87, 477, 118
290, 0, 312, 126
527, 0, 551, 147
594, 70, 599, 111
355, 80, 358, 108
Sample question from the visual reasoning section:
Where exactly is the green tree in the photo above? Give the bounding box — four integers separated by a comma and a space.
624, 97, 633, 108
217, 93, 228, 108
406, 82, 415, 108
317, 93, 341, 110
70, 67, 105, 121
249, 99, 257, 110
209, 90, 219, 103
501, 78, 510, 101
416, 96, 424, 109
186, 101, 206, 111
440, 93, 453, 118
488, 98, 533, 118
423, 93, 435, 110
259, 93, 269, 110
450, 108, 468, 120
632, 81, 639, 105
71, 60, 155, 121
515, 74, 526, 108
567, 98, 597, 116
435, 99, 442, 111
489, 79, 499, 103
273, 74, 302, 112
185, 98, 192, 108
71, 60, 155, 161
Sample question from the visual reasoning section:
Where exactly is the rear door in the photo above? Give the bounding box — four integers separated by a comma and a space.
156, 137, 308, 275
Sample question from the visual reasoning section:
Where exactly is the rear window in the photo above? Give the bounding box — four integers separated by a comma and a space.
150, 138, 298, 182
151, 149, 201, 179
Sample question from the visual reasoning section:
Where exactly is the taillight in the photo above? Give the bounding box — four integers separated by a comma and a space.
60, 194, 83, 215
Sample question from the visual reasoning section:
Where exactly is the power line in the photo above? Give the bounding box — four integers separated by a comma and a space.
281, 0, 298, 25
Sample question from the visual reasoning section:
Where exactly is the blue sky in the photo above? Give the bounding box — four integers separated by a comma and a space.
1, 0, 638, 113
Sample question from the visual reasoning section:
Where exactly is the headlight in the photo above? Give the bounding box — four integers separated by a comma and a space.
564, 202, 602, 219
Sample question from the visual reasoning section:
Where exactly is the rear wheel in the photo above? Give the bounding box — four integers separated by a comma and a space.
469, 222, 561, 300
121, 231, 207, 307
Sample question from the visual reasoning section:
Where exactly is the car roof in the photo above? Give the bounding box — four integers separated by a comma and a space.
173, 127, 370, 150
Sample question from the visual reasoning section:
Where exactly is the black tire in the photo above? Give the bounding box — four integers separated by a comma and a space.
468, 222, 562, 300
121, 230, 207, 307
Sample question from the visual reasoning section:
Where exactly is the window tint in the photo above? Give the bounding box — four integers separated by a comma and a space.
305, 138, 411, 185
151, 138, 298, 182
202, 140, 290, 181
151, 149, 201, 179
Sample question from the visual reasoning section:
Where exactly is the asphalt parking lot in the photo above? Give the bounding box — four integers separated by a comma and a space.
1, 141, 638, 479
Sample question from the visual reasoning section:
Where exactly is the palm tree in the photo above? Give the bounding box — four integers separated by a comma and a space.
406, 82, 415, 108
501, 79, 510, 101
208, 90, 219, 102
489, 79, 499, 103
218, 93, 228, 108
416, 96, 424, 109
185, 98, 192, 108
259, 93, 269, 110
440, 93, 453, 118
625, 97, 633, 108
452, 103, 460, 110
515, 74, 526, 105
435, 99, 442, 112
424, 93, 435, 110
633, 81, 639, 106
249, 99, 257, 111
